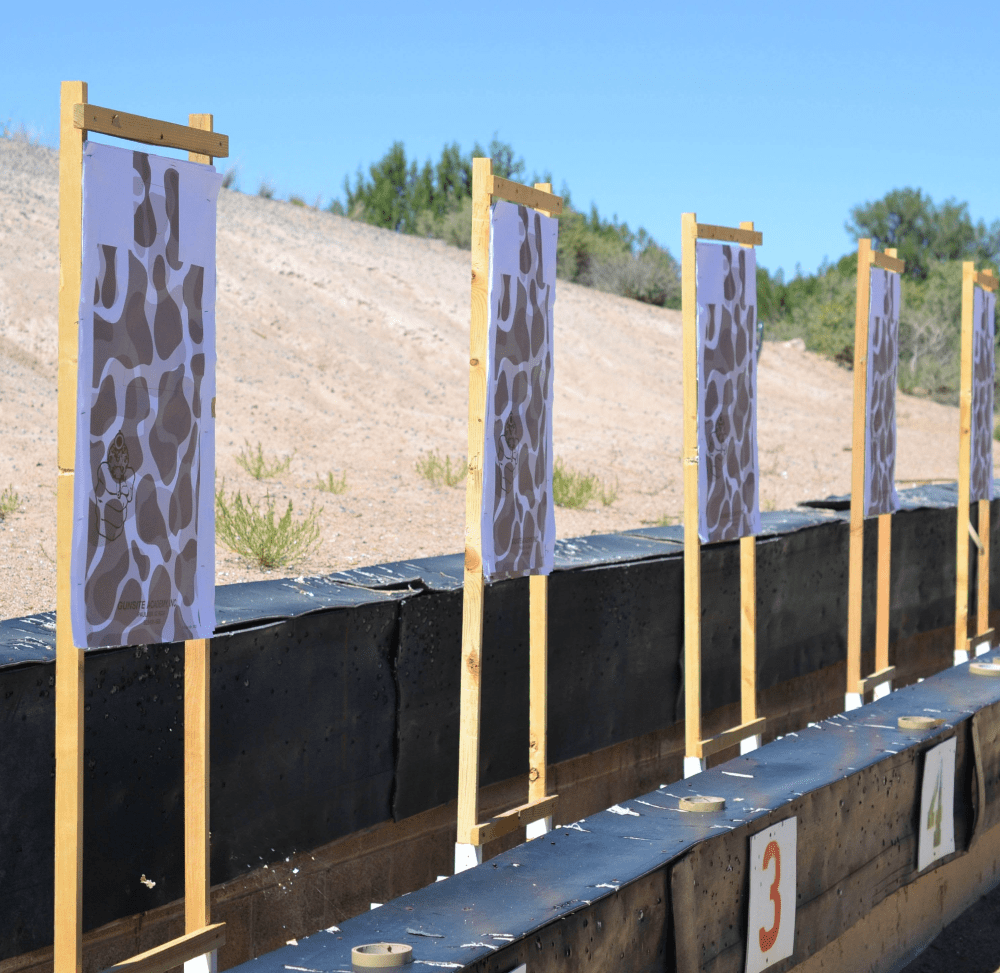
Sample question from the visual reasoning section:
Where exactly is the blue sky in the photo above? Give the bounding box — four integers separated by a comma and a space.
3, 1, 995, 278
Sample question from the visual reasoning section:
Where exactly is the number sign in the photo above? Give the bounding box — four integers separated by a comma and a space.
917, 737, 956, 871
746, 817, 797, 973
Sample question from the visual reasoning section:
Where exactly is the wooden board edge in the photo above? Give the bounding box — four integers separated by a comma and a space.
74, 104, 229, 158
488, 174, 563, 216
856, 665, 897, 696
694, 222, 762, 246
871, 250, 905, 274
101, 924, 225, 973
699, 717, 766, 759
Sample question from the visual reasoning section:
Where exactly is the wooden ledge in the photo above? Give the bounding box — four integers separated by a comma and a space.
74, 104, 229, 158
101, 924, 225, 973
694, 222, 762, 247
968, 630, 995, 653
871, 251, 905, 274
856, 665, 897, 695
697, 717, 766, 759
470, 794, 558, 845
488, 175, 563, 216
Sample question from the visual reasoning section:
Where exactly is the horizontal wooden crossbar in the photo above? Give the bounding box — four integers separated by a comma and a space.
856, 665, 897, 695
488, 175, 563, 216
694, 223, 762, 247
101, 923, 226, 973
698, 717, 766, 759
74, 104, 229, 158
968, 630, 995, 653
977, 270, 999, 291
872, 251, 905, 274
470, 794, 558, 845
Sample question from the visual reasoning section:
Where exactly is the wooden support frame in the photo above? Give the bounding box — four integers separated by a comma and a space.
681, 213, 766, 775
455, 161, 563, 868
845, 240, 902, 708
55, 82, 225, 973
955, 262, 998, 664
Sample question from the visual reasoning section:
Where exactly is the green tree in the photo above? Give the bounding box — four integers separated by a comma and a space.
846, 188, 1000, 280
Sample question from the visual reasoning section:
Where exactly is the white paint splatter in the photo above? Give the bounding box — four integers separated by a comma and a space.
608, 804, 639, 817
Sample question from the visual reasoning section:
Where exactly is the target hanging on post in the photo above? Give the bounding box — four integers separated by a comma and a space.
970, 284, 996, 503
863, 266, 901, 517
695, 240, 761, 543
480, 199, 557, 582
71, 142, 221, 648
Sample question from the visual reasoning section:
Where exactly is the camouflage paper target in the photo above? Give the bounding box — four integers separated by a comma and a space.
696, 241, 761, 543
480, 200, 557, 582
970, 285, 996, 502
863, 268, 901, 517
71, 142, 221, 648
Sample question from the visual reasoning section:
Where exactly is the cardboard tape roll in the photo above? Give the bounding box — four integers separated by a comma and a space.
971, 661, 1000, 677
898, 715, 945, 730
680, 795, 726, 812
351, 943, 414, 969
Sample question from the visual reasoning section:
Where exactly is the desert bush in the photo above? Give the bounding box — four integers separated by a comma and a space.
0, 485, 21, 519
552, 460, 618, 509
236, 440, 293, 480
257, 178, 276, 200
415, 451, 467, 488
215, 488, 321, 569
316, 471, 348, 494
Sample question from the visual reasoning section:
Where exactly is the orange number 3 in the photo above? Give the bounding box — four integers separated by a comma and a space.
758, 840, 782, 952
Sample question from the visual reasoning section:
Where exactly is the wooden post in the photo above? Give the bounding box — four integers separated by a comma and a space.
956, 261, 976, 663
738, 220, 760, 752
846, 239, 873, 708
526, 184, 553, 836
455, 158, 491, 865
528, 573, 548, 805
681, 216, 765, 774
56, 92, 227, 973
681, 212, 702, 774
846, 242, 900, 706
454, 171, 562, 868
978, 498, 991, 639
55, 78, 87, 973
184, 114, 215, 973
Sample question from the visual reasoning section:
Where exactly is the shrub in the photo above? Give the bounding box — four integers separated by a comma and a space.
552, 460, 618, 509
415, 451, 467, 488
316, 471, 348, 494
215, 488, 321, 569
0, 485, 21, 519
236, 440, 293, 480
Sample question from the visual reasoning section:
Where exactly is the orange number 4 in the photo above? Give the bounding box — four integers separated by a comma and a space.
758, 839, 782, 952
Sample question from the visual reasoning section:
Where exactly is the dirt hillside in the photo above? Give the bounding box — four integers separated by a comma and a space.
0, 138, 975, 619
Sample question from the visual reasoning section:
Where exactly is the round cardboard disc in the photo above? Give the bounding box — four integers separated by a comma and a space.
351, 943, 414, 969
898, 715, 945, 730
680, 795, 726, 812
971, 661, 1000, 677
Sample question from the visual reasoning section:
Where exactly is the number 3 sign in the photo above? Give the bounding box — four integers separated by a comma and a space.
917, 737, 956, 872
745, 817, 797, 973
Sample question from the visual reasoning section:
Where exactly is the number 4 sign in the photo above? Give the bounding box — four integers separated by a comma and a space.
745, 817, 797, 973
917, 737, 956, 872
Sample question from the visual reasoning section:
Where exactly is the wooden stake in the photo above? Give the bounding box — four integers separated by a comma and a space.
739, 221, 759, 732
55, 79, 86, 973
875, 512, 892, 675
528, 181, 553, 813
456, 158, 491, 846
681, 212, 701, 760
957, 261, 976, 657
979, 498, 991, 637
847, 239, 873, 697
183, 115, 214, 946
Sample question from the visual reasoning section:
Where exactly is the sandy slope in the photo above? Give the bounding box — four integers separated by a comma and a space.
0, 138, 977, 619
